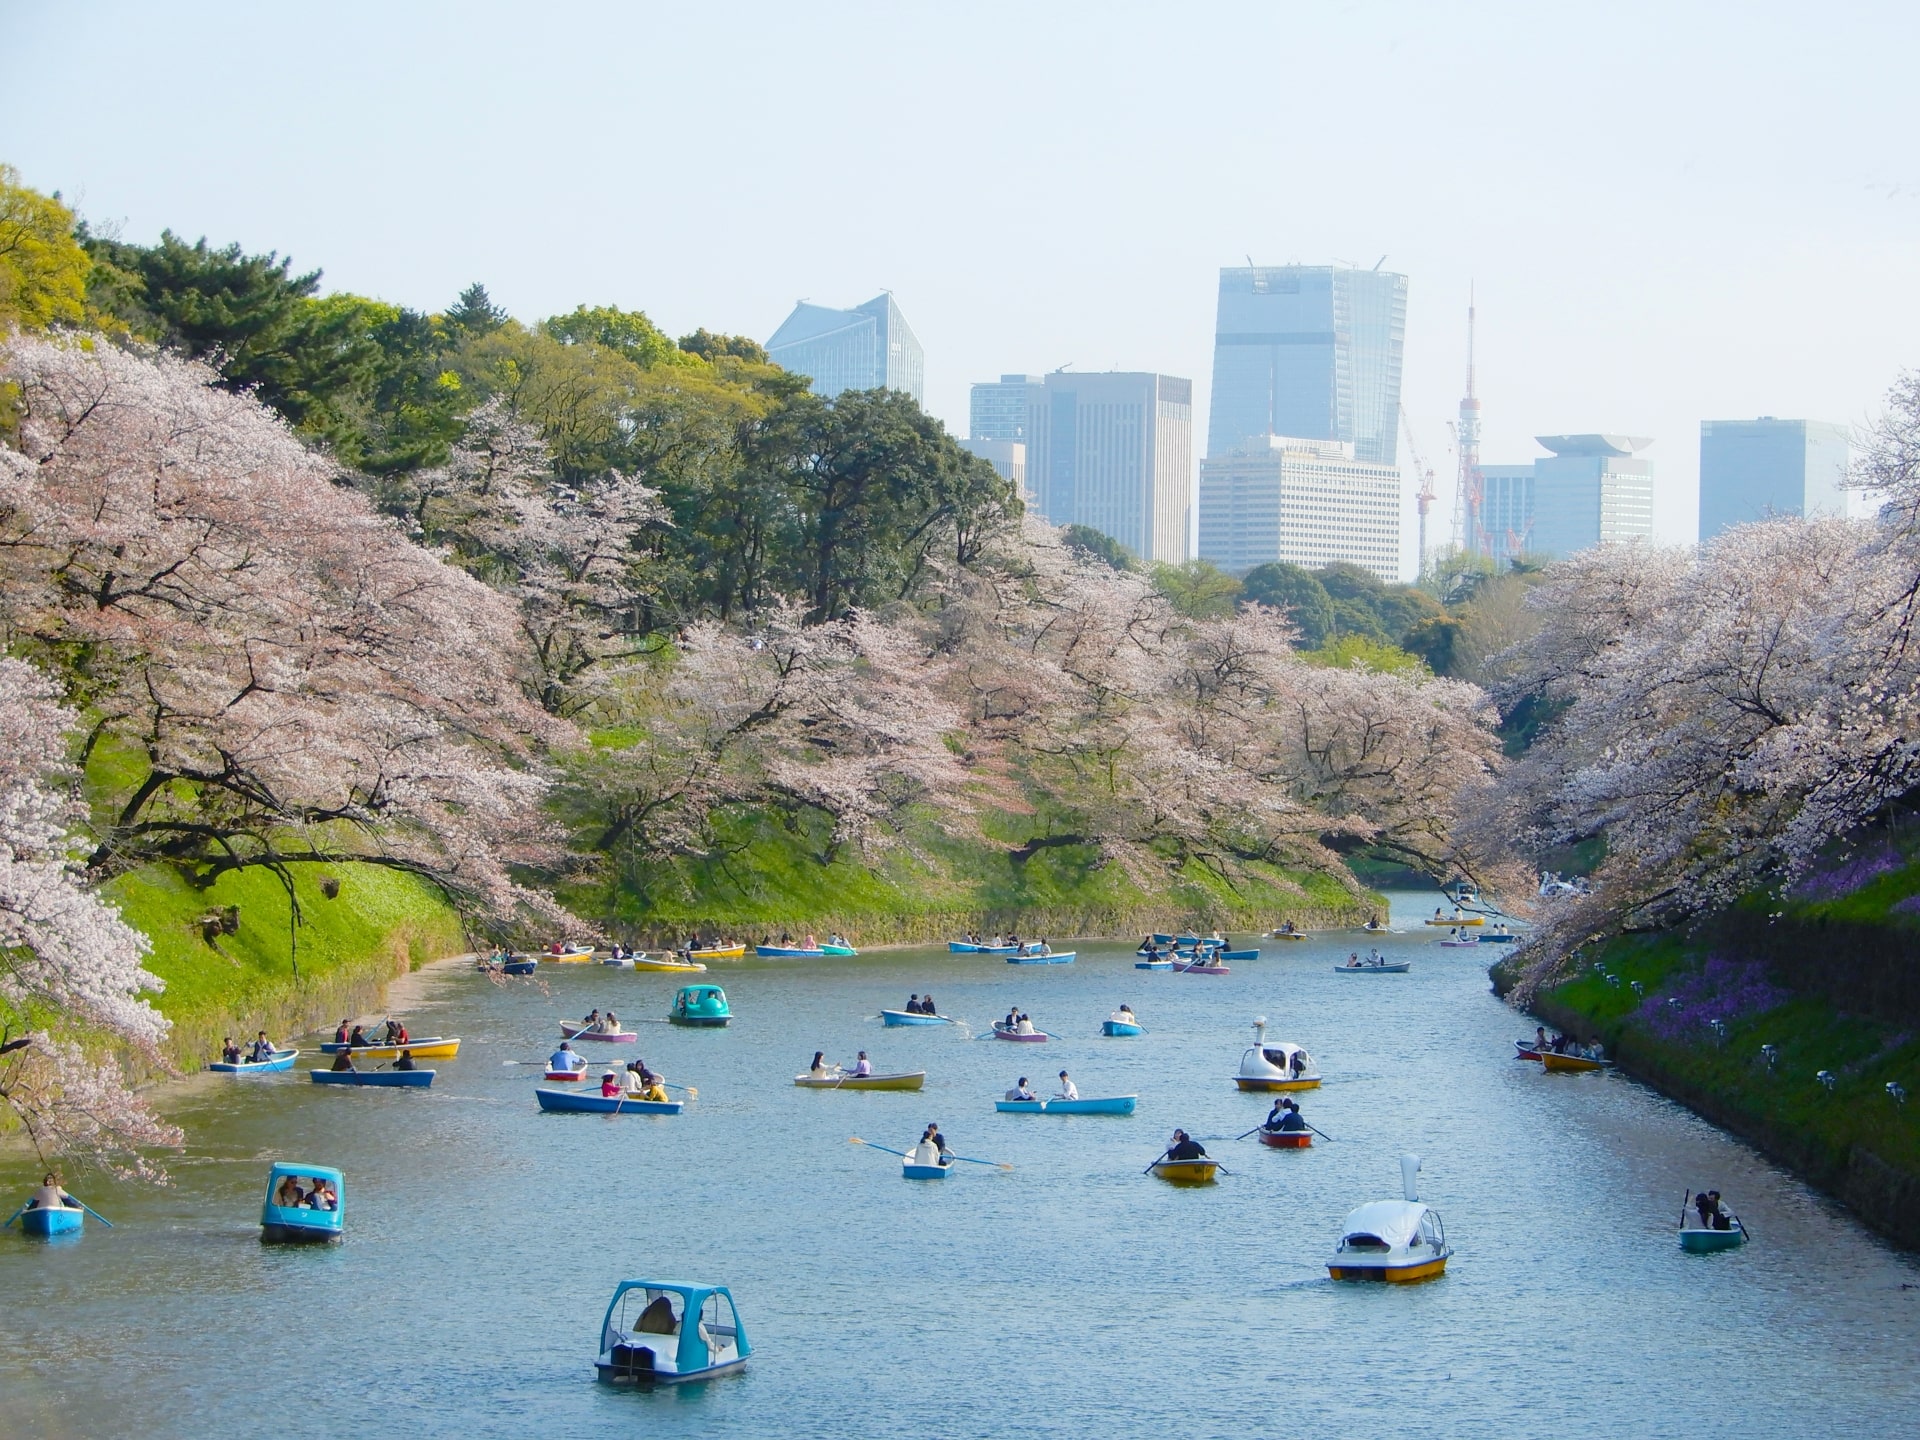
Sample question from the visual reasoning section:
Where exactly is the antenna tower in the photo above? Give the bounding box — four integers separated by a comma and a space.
1455, 288, 1485, 556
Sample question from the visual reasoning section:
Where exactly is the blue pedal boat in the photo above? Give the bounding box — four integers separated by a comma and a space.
881, 1009, 954, 1026
1102, 1018, 1145, 1036
596, 1281, 749, 1385
1007, 949, 1075, 964
535, 1087, 683, 1115
208, 1047, 298, 1074
949, 940, 1018, 954
309, 1067, 435, 1088
260, 1162, 344, 1244
994, 1095, 1137, 1115
669, 984, 731, 1027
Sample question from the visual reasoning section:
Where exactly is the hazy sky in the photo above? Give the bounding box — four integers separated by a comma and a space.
4, 1, 1916, 573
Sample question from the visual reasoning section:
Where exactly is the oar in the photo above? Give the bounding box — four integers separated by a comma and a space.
1680, 1190, 1690, 1229
1144, 1152, 1172, 1174
1303, 1122, 1336, 1142
847, 1136, 909, 1159
74, 1199, 114, 1228
945, 1152, 1013, 1171
1, 1204, 25, 1228
1234, 1126, 1262, 1141
1736, 1215, 1755, 1244
661, 1081, 699, 1098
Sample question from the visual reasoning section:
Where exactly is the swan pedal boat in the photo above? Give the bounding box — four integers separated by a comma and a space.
793, 1070, 926, 1091
881, 1009, 953, 1026
1258, 1126, 1312, 1148
950, 941, 1019, 954
991, 1022, 1047, 1042
668, 984, 732, 1027
309, 1067, 435, 1087
561, 1023, 637, 1044
995, 1094, 1136, 1115
1334, 961, 1411, 974
318, 1037, 461, 1060
1234, 1026, 1321, 1091
1150, 1158, 1218, 1184
629, 955, 708, 973
1006, 950, 1075, 964
1327, 1199, 1451, 1281
20, 1203, 84, 1237
1102, 1018, 1144, 1036
1540, 1051, 1611, 1073
209, 1047, 299, 1074
596, 1281, 749, 1385
535, 1087, 682, 1114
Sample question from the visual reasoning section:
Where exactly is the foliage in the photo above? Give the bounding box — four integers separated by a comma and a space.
1061, 524, 1135, 572
678, 328, 768, 365
1239, 563, 1333, 646
0, 166, 89, 331
1152, 558, 1241, 619
1297, 635, 1428, 675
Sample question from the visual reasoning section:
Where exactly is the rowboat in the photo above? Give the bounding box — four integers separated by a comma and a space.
1175, 959, 1228, 974
756, 945, 825, 958
1006, 949, 1075, 964
535, 1087, 683, 1115
501, 956, 539, 975
793, 1070, 926, 1091
1541, 1051, 1611, 1073
1679, 1203, 1749, 1253
1134, 958, 1173, 970
1327, 1156, 1451, 1282
686, 944, 746, 960
1267, 931, 1309, 942
309, 1067, 435, 1088
209, 1047, 298, 1074
1258, 1127, 1312, 1148
902, 1158, 952, 1180
881, 1009, 953, 1026
601, 955, 635, 968
1423, 915, 1483, 927
1218, 949, 1261, 961
318, 1037, 462, 1060
821, 943, 859, 956
1234, 1021, 1321, 1091
19, 1204, 84, 1238
991, 1022, 1047, 1042
1102, 1018, 1144, 1036
630, 955, 708, 973
260, 1162, 343, 1244
668, 984, 731, 1027
951, 941, 1018, 954
596, 1281, 749, 1385
1334, 960, 1410, 974
545, 1068, 588, 1082
1438, 938, 1482, 948
561, 1023, 637, 1045
995, 1094, 1136, 1115
1478, 932, 1520, 944
1514, 1040, 1544, 1061
546, 946, 599, 962
1149, 1159, 1218, 1185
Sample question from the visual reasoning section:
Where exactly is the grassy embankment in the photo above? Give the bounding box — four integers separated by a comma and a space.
1494, 841, 1920, 1249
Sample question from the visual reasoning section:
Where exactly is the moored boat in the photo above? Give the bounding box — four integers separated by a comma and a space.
1257, 1127, 1313, 1148
1149, 1158, 1218, 1185
535, 1087, 682, 1115
793, 1069, 926, 1091
1540, 1050, 1611, 1074
1233, 1020, 1321, 1091
595, 1281, 750, 1385
208, 1047, 299, 1075
668, 984, 732, 1027
318, 1037, 461, 1061
881, 1009, 953, 1026
309, 1067, 435, 1088
561, 1023, 637, 1044
991, 1021, 1047, 1042
1327, 1155, 1452, 1282
994, 1094, 1136, 1115
260, 1162, 343, 1244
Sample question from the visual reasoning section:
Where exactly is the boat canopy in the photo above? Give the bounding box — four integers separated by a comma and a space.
675, 985, 728, 1007
1239, 1042, 1314, 1079
599, 1281, 747, 1375
1338, 1200, 1437, 1253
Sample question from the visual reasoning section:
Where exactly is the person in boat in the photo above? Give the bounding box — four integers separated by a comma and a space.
393, 1049, 417, 1071
330, 1049, 356, 1072
306, 1180, 337, 1211
1015, 1013, 1035, 1036
907, 993, 922, 1013
852, 1051, 873, 1078
1007, 1076, 1037, 1101
918, 1123, 951, 1164
600, 1072, 622, 1097
1003, 1007, 1019, 1031
551, 1041, 585, 1073
220, 1036, 242, 1065
1055, 1070, 1078, 1101
920, 993, 936, 1015
1163, 1130, 1209, 1162
1279, 1100, 1308, 1132
803, 933, 818, 950
1263, 1098, 1287, 1130
809, 1051, 836, 1078
1290, 1050, 1309, 1078
273, 1175, 303, 1207
348, 1023, 370, 1048
334, 1019, 351, 1044
600, 1011, 621, 1034
639, 1077, 669, 1103
1346, 953, 1361, 967
1534, 1026, 1549, 1052
1111, 1004, 1137, 1025
583, 1008, 601, 1029
248, 1030, 275, 1063
28, 1173, 76, 1211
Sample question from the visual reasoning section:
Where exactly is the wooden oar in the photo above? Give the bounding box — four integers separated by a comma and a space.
0, 1204, 25, 1229
1303, 1122, 1335, 1142
946, 1152, 1013, 1171
1144, 1152, 1172, 1174
74, 1199, 114, 1228
847, 1136, 909, 1159
1234, 1126, 1261, 1141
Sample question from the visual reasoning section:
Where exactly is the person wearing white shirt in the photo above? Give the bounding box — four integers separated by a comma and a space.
1015, 1015, 1034, 1036
1055, 1070, 1078, 1101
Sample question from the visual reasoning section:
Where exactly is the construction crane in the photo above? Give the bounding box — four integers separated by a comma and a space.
1455, 287, 1485, 557
1399, 403, 1440, 578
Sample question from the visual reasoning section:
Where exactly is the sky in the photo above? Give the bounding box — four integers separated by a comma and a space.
4, 1, 1917, 575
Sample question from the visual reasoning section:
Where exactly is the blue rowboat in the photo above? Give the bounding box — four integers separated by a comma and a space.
755, 945, 825, 958
820, 943, 859, 956
535, 1087, 683, 1115
1151, 933, 1174, 944
1006, 950, 1075, 965
597, 1280, 750, 1385
1679, 1221, 1748, 1253
1135, 958, 1173, 970
1218, 949, 1260, 962
309, 1067, 435, 1088
881, 1009, 954, 1026
1102, 1019, 1145, 1036
208, 1047, 298, 1075
502, 957, 538, 974
902, 1160, 951, 1180
1478, 933, 1520, 944
950, 941, 1018, 954
20, 1204, 84, 1238
994, 1095, 1136, 1115
260, 1162, 343, 1244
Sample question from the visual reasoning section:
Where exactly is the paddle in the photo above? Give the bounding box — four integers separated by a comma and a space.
1302, 1122, 1335, 1142
847, 1136, 909, 1159
1, 1204, 24, 1229
1736, 1216, 1755, 1244
74, 1199, 113, 1228
945, 1152, 1013, 1171
1234, 1127, 1261, 1141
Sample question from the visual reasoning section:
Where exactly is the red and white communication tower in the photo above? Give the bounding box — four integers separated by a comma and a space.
1451, 289, 1486, 556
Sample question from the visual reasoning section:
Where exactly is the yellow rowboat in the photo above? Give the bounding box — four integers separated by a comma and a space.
687, 944, 746, 960
629, 956, 708, 973
317, 1037, 461, 1061
1149, 1159, 1219, 1185
1540, 1051, 1611, 1074
793, 1071, 926, 1091
543, 949, 598, 963
1423, 915, 1483, 926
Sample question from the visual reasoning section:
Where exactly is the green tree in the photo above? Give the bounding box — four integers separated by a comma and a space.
0, 166, 89, 330
445, 282, 508, 339
1298, 634, 1429, 675
1152, 559, 1241, 618
1061, 524, 1135, 571
1239, 562, 1334, 646
679, 328, 768, 364
547, 304, 691, 369
1400, 614, 1463, 674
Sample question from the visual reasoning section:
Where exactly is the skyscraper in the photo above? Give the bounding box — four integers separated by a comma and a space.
1698, 418, 1852, 541
969, 375, 1046, 444
1206, 264, 1407, 463
1483, 434, 1654, 561
765, 293, 924, 404
1007, 371, 1193, 564
1197, 436, 1400, 580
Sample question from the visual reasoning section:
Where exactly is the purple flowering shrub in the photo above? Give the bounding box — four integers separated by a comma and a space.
1633, 953, 1790, 1042
1788, 840, 1905, 901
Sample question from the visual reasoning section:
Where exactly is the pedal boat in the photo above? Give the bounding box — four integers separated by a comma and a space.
318, 1037, 461, 1061
991, 1021, 1047, 1042
995, 1094, 1136, 1115
535, 1087, 682, 1114
1328, 1156, 1451, 1282
596, 1281, 748, 1385
260, 1162, 344, 1244
1258, 1125, 1313, 1148
1234, 1020, 1321, 1092
1149, 1158, 1218, 1185
310, 1067, 434, 1087
1540, 1050, 1611, 1073
668, 984, 732, 1027
882, 1009, 954, 1026
1102, 1017, 1145, 1036
561, 1022, 637, 1044
793, 1069, 926, 1091
209, 1047, 298, 1074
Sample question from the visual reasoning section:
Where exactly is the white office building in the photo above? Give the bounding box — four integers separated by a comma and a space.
1197, 435, 1400, 581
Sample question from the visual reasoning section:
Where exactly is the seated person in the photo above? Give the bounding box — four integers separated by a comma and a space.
1015, 1014, 1035, 1036
305, 1181, 337, 1211
905, 994, 921, 1013
1278, 1102, 1308, 1132
808, 1051, 836, 1078
919, 994, 937, 1015
1112, 1005, 1136, 1024
851, 1051, 873, 1077
1263, 1100, 1287, 1130
334, 1019, 351, 1043
392, 1049, 417, 1071
1006, 1076, 1037, 1102
1166, 1130, 1208, 1162
29, 1173, 75, 1210
273, 1176, 304, 1208
330, 1049, 356, 1072
636, 1295, 679, 1334
640, 1080, 669, 1103
249, 1031, 275, 1062
348, 1024, 370, 1047
601, 1012, 621, 1034
550, 1043, 585, 1073
220, 1036, 242, 1065
600, 1072, 622, 1097
1055, 1070, 1078, 1101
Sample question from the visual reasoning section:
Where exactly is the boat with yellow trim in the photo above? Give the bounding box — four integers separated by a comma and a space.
630, 954, 708, 974
544, 942, 599, 963
1233, 1019, 1320, 1091
317, 1037, 461, 1061
687, 944, 746, 960
1327, 1155, 1452, 1283
1540, 1050, 1611, 1074
1423, 914, 1483, 927
1149, 1158, 1219, 1185
793, 1069, 926, 1091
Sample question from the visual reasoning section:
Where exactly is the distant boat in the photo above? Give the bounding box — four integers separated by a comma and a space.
820, 943, 859, 956
1217, 949, 1261, 961
561, 1023, 637, 1044
1234, 1021, 1321, 1092
793, 1070, 926, 1091
1540, 1051, 1611, 1074
755, 945, 825, 958
881, 1009, 953, 1027
1149, 1158, 1218, 1185
535, 1087, 683, 1115
668, 984, 732, 1028
501, 956, 538, 975
1334, 960, 1410, 974
1679, 1195, 1749, 1253
1134, 957, 1173, 971
1514, 1040, 1544, 1062
1174, 958, 1228, 975
686, 944, 746, 960
994, 1095, 1136, 1115
950, 941, 1019, 954
1258, 1127, 1313, 1148
991, 1022, 1047, 1042
1006, 947, 1074, 965
545, 944, 599, 962
208, 1047, 298, 1075
309, 1067, 434, 1088
260, 1162, 344, 1244
1102, 1016, 1144, 1036
629, 954, 708, 973
318, 1037, 461, 1060
596, 1281, 749, 1385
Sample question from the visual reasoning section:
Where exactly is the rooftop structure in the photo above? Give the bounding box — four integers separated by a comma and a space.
766, 294, 924, 404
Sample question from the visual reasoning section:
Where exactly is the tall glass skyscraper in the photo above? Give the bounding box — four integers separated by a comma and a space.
1698, 418, 1851, 541
1206, 265, 1407, 463
766, 293, 924, 404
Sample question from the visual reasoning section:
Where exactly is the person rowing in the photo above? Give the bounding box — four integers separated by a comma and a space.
600, 1072, 622, 1097
392, 1048, 418, 1071
1278, 1100, 1307, 1132
330, 1049, 356, 1073
906, 993, 922, 1014
1006, 1076, 1037, 1102
550, 1040, 585, 1073
1263, 1098, 1289, 1131
596, 1011, 622, 1035
248, 1030, 276, 1062
1111, 1003, 1137, 1025
918, 993, 936, 1015
1015, 1012, 1035, 1036
851, 1051, 873, 1078
1055, 1070, 1078, 1101
220, 1036, 242, 1066
909, 1123, 951, 1169
1160, 1129, 1209, 1163
808, 1051, 838, 1078
28, 1173, 76, 1212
